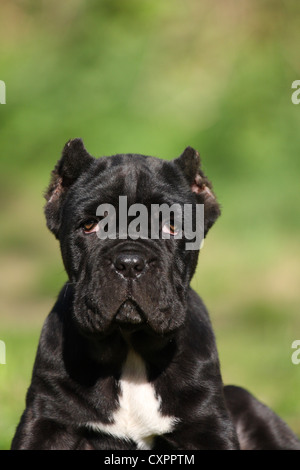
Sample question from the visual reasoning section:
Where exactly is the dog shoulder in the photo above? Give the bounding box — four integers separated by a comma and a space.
187, 287, 212, 325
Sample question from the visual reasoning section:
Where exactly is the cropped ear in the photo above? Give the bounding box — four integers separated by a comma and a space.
174, 146, 221, 236
44, 138, 94, 238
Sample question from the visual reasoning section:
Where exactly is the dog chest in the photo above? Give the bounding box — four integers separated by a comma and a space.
87, 350, 177, 449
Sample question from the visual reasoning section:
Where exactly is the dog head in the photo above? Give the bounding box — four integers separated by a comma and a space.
44, 139, 220, 337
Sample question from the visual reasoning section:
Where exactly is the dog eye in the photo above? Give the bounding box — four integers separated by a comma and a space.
162, 223, 179, 236
82, 220, 98, 233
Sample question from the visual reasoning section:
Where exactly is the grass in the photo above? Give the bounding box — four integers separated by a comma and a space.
0, 328, 40, 450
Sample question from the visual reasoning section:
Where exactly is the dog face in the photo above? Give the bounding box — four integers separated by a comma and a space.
44, 139, 220, 337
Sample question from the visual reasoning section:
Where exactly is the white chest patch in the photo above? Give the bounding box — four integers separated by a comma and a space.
86, 350, 177, 449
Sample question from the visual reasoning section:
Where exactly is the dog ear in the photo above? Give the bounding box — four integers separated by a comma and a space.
175, 146, 221, 235
44, 138, 94, 238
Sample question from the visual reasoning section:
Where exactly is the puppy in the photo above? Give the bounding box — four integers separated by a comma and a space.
11, 140, 300, 449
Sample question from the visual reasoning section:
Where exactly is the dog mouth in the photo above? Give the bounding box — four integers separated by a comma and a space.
114, 299, 145, 332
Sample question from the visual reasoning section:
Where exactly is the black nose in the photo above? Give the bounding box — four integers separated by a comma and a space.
113, 253, 146, 278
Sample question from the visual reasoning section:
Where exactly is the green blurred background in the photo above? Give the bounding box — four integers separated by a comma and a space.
1, 0, 300, 450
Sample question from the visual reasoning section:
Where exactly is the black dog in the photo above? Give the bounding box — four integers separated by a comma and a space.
11, 140, 300, 450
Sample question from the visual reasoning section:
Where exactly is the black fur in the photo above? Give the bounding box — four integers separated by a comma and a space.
11, 140, 300, 450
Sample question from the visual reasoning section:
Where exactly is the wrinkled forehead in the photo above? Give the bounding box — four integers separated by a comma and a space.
100, 154, 164, 197
68, 153, 191, 211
